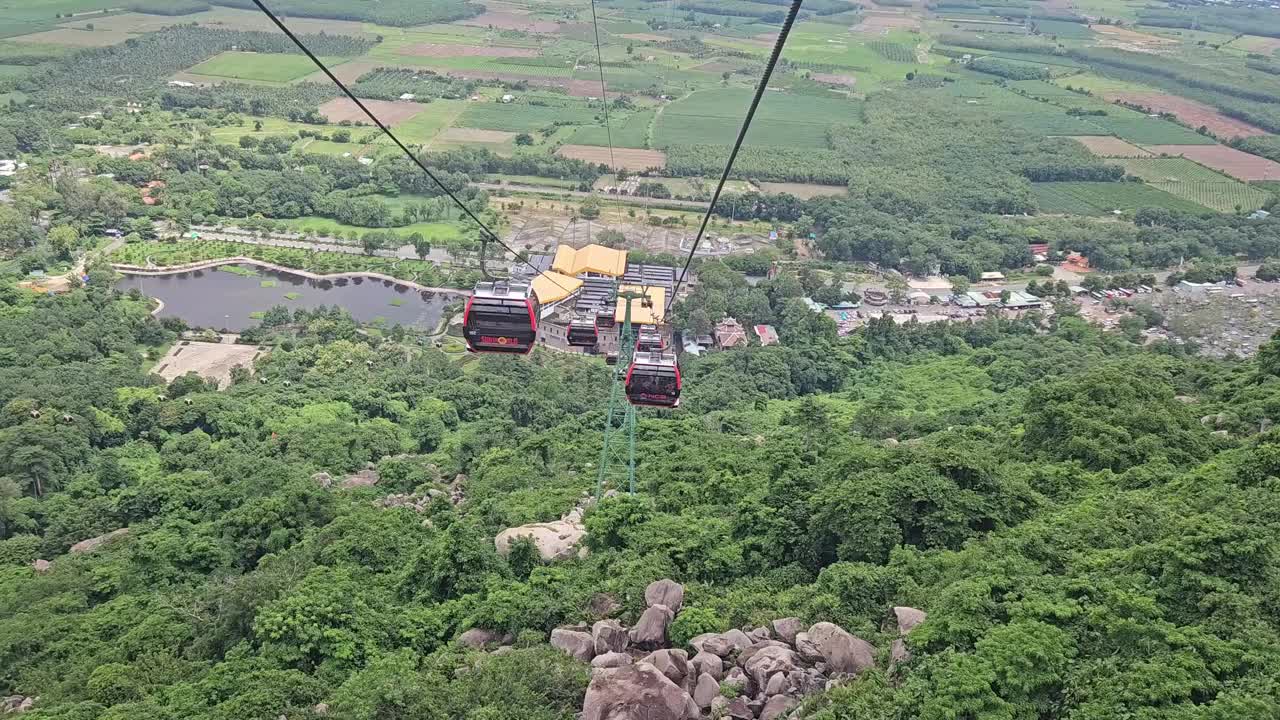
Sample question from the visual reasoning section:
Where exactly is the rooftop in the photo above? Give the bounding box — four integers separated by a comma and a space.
615, 284, 665, 326
553, 244, 628, 277
532, 271, 584, 305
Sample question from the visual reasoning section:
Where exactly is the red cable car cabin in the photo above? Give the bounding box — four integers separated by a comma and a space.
463, 280, 540, 354
625, 352, 681, 408
595, 307, 616, 330
567, 313, 599, 347
636, 328, 666, 353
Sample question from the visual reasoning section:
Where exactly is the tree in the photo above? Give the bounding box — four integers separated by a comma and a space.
239, 135, 260, 149
514, 133, 534, 146
409, 232, 431, 260
361, 232, 386, 256
1256, 259, 1280, 282
948, 275, 970, 294
579, 196, 602, 220
331, 129, 351, 143
47, 225, 79, 260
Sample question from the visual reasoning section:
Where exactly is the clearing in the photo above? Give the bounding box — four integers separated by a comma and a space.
152, 341, 261, 390
188, 52, 345, 84
319, 98, 425, 126
811, 72, 858, 87
851, 14, 922, 34
458, 12, 560, 33
1103, 92, 1269, 139
1091, 24, 1175, 50
402, 44, 538, 58
556, 145, 667, 171
1145, 144, 1280, 182
10, 27, 133, 47
1068, 136, 1153, 157
1233, 35, 1280, 54
436, 128, 517, 143
758, 182, 849, 199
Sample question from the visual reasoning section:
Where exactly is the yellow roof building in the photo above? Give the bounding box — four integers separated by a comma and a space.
552, 244, 628, 277
531, 271, 584, 305
615, 285, 665, 326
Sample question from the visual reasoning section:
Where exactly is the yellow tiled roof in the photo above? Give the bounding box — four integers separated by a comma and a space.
552, 244, 628, 277
532, 271, 583, 305
615, 285, 665, 326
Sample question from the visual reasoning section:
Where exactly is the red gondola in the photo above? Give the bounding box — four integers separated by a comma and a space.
567, 313, 599, 347
595, 306, 616, 330
636, 328, 666, 353
463, 280, 540, 354
625, 352, 681, 408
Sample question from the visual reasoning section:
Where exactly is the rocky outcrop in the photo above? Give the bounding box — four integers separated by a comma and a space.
1, 696, 35, 714
494, 518, 587, 562
339, 467, 380, 489
630, 605, 674, 649
68, 528, 129, 555
592, 652, 633, 669
744, 646, 798, 692
645, 578, 686, 613
582, 662, 699, 720
593, 619, 629, 655
551, 628, 596, 662
311, 472, 333, 488
807, 622, 876, 675
893, 607, 926, 635
31, 559, 51, 573
457, 628, 509, 649
770, 618, 803, 645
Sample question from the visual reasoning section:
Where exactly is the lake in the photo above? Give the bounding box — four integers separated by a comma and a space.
115, 264, 455, 332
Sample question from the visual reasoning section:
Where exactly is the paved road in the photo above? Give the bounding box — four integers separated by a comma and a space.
474, 182, 711, 210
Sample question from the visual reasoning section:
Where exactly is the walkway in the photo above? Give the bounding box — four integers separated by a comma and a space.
189, 226, 455, 264
473, 182, 711, 210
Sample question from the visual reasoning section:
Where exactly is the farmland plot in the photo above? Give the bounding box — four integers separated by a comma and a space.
654, 88, 858, 149
1114, 158, 1271, 212
1031, 182, 1211, 215
1145, 144, 1280, 182
188, 51, 345, 83
556, 145, 667, 171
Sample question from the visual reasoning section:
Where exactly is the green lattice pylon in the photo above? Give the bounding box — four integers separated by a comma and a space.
595, 290, 645, 498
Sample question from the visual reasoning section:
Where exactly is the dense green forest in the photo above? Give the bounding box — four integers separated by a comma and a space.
4, 268, 1280, 718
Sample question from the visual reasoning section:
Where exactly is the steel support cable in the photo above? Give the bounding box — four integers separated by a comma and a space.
248, 0, 578, 296
587, 0, 617, 172
665, 0, 805, 313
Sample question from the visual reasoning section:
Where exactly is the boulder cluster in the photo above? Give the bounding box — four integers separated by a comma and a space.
494, 496, 592, 562
2, 696, 35, 714
541, 579, 927, 720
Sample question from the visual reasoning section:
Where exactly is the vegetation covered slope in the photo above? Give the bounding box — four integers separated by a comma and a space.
3, 277, 1280, 718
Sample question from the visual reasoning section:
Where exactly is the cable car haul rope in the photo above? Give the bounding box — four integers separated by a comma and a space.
247, 0, 803, 488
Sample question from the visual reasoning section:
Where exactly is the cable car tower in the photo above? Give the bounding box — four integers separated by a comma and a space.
595, 288, 648, 498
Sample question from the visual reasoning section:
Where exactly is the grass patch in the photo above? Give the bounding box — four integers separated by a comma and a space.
654, 88, 858, 149
1031, 181, 1212, 215
390, 298, 404, 306
187, 51, 346, 83
218, 264, 258, 277
260, 279, 277, 288
248, 311, 266, 320
284, 292, 301, 300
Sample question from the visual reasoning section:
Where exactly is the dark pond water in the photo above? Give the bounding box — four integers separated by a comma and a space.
115, 265, 454, 332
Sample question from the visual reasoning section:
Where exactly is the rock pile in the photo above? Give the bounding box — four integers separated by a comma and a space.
68, 528, 129, 555
553, 579, 927, 719
2, 696, 35, 714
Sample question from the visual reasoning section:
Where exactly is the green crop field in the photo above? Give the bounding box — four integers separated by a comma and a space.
1033, 20, 1094, 39
187, 51, 345, 83
868, 40, 915, 63
1032, 181, 1213, 215
1087, 115, 1217, 145
456, 102, 597, 133
1113, 158, 1270, 212
654, 88, 858, 149
569, 110, 654, 149
0, 0, 118, 38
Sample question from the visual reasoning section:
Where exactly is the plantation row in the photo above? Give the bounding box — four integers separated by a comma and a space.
868, 40, 915, 64
207, 0, 482, 26
351, 69, 479, 104
1030, 181, 1212, 216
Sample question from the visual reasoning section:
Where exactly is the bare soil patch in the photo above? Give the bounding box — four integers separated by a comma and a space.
403, 44, 538, 58
620, 33, 670, 42
1146, 144, 1280, 182
11, 28, 134, 47
1069, 136, 1152, 157
1234, 35, 1280, 54
759, 182, 849, 199
693, 61, 739, 73
152, 341, 261, 390
1092, 24, 1175, 48
300, 61, 380, 85
438, 128, 517, 143
557, 145, 667, 171
459, 12, 560, 32
318, 98, 424, 125
851, 14, 921, 33
811, 72, 857, 87
1104, 92, 1268, 139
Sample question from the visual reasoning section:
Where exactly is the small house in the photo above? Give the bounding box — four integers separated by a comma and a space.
399, 93, 415, 101
753, 324, 779, 346
979, 271, 1005, 282
714, 318, 747, 349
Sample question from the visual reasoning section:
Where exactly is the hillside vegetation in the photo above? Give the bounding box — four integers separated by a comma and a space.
3, 274, 1280, 718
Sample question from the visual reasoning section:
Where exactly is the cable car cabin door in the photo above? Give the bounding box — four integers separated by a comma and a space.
463, 295, 537, 354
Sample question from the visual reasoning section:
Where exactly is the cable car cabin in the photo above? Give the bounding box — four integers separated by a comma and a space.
595, 307, 616, 330
463, 281, 540, 354
626, 352, 681, 408
636, 329, 666, 353
567, 314, 599, 347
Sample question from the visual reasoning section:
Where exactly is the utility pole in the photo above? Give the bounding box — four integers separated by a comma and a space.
595, 288, 647, 498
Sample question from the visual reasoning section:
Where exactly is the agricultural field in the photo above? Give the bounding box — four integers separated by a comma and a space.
456, 101, 597, 133
1113, 158, 1271, 212
654, 88, 858, 149
318, 97, 425, 126
1031, 181, 1212, 215
1145, 145, 1280, 182
10, 27, 133, 47
1069, 136, 1153, 157
568, 110, 655, 149
0, 0, 117, 39
187, 51, 345, 84
555, 145, 667, 171
1100, 91, 1269, 139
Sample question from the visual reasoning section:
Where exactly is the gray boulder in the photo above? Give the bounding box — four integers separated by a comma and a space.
793, 632, 822, 663
551, 628, 596, 662
764, 672, 787, 696
593, 619, 629, 655
691, 650, 723, 681
807, 622, 875, 675
889, 639, 911, 670
771, 617, 804, 645
739, 640, 791, 667
581, 662, 699, 720
592, 652, 633, 669
690, 633, 734, 658
31, 559, 51, 574
645, 579, 685, 613
894, 607, 927, 635
726, 696, 753, 719
749, 626, 773, 642
457, 628, 507, 649
744, 645, 799, 692
494, 517, 586, 562
723, 628, 752, 651
761, 695, 796, 720
339, 468, 379, 489
68, 528, 129, 555
630, 605, 674, 649
693, 672, 719, 709
642, 649, 693, 692
722, 666, 750, 696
